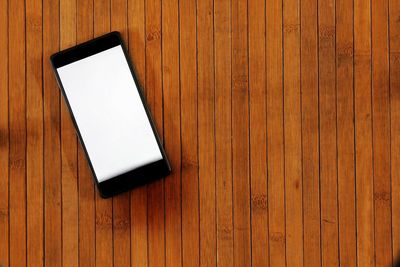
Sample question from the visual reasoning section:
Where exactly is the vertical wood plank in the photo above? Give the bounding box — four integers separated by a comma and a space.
0, 0, 9, 264
26, 0, 44, 265
112, 186, 131, 267
318, 0, 339, 265
266, 0, 285, 264
214, 0, 233, 265
128, 0, 146, 88
60, 0, 78, 266
336, 0, 357, 265
145, 0, 163, 134
179, 0, 200, 266
128, 0, 148, 265
301, 0, 321, 264
9, 0, 27, 265
43, 0, 62, 265
197, 0, 217, 265
110, 1, 131, 266
76, 0, 95, 266
231, 0, 251, 265
354, 0, 374, 265
145, 0, 165, 264
162, 0, 182, 265
389, 0, 400, 262
283, 0, 303, 265
93, 1, 113, 266
371, 0, 392, 265
248, 0, 268, 265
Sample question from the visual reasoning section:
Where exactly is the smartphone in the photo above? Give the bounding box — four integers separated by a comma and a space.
50, 31, 171, 198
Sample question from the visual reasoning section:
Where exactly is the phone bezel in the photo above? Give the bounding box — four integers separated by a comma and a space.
50, 31, 171, 198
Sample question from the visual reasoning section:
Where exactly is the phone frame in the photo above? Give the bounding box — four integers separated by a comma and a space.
50, 31, 171, 198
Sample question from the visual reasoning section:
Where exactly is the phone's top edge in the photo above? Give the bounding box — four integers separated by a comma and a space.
50, 31, 122, 68
52, 31, 121, 57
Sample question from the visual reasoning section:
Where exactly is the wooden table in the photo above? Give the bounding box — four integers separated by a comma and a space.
1, 0, 399, 266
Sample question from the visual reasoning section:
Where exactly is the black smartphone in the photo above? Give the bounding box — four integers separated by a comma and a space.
50, 31, 171, 198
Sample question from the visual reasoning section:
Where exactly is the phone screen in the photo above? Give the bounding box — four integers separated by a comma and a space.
56, 45, 163, 183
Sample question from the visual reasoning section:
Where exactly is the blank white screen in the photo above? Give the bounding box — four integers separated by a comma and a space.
57, 45, 162, 183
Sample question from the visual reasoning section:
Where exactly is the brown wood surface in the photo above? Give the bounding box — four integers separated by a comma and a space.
0, 0, 399, 266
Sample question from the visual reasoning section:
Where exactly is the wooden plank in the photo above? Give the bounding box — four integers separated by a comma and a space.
300, 0, 321, 264
59, 0, 78, 266
145, 0, 165, 265
43, 0, 62, 265
127, 0, 148, 265
371, 0, 392, 265
197, 0, 217, 265
93, 1, 113, 266
283, 0, 303, 265
318, 0, 339, 265
146, 182, 165, 267
146, 172, 165, 267
130, 186, 148, 267
214, 0, 233, 265
266, 0, 285, 264
145, 0, 163, 132
231, 0, 251, 265
179, 0, 200, 266
9, 0, 27, 265
354, 0, 374, 266
162, 0, 182, 265
76, 0, 96, 266
26, 0, 44, 265
112, 187, 131, 267
128, 0, 146, 88
0, 0, 9, 264
389, 0, 400, 262
336, 0, 357, 265
111, 2, 131, 267
248, 0, 268, 265
130, 185, 148, 267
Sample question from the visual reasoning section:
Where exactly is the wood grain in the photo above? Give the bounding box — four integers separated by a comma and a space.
354, 0, 375, 266
231, 0, 251, 265
336, 0, 357, 265
162, 0, 182, 265
371, 0, 392, 266
266, 0, 285, 265
197, 0, 217, 265
0, 0, 9, 265
248, 0, 268, 265
318, 0, 339, 265
390, 0, 400, 262
9, 0, 27, 266
301, 0, 321, 265
43, 0, 62, 265
214, 0, 234, 265
1, 0, 399, 266
283, 0, 303, 265
180, 0, 200, 266
26, 0, 44, 265
145, 0, 165, 266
